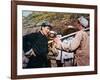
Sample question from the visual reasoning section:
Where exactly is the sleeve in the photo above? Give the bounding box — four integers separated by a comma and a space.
69, 31, 82, 51
23, 33, 36, 53
55, 42, 69, 52
61, 42, 69, 51
60, 31, 83, 51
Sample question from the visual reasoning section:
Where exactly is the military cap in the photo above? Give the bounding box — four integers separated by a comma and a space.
37, 21, 52, 29
78, 16, 88, 28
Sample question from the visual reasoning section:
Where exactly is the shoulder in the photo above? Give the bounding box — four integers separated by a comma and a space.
76, 30, 88, 39
23, 33, 39, 40
75, 30, 83, 36
24, 32, 39, 37
76, 30, 87, 35
74, 30, 84, 39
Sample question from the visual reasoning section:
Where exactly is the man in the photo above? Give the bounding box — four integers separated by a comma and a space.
48, 31, 58, 67
54, 16, 89, 66
23, 21, 52, 68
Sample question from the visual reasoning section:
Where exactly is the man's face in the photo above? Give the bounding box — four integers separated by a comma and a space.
42, 26, 51, 36
73, 21, 81, 30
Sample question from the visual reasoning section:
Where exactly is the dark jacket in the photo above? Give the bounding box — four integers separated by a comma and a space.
23, 31, 49, 68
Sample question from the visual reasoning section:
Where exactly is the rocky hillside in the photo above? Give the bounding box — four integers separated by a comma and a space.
22, 11, 89, 36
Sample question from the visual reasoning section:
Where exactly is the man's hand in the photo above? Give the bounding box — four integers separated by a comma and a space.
53, 37, 62, 49
53, 37, 62, 44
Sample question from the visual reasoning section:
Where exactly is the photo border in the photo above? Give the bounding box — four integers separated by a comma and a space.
11, 0, 97, 79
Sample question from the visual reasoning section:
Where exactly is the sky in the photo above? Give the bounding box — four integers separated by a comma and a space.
22, 10, 32, 17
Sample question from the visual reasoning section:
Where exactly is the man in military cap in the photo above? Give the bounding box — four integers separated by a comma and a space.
23, 21, 52, 68
54, 16, 89, 66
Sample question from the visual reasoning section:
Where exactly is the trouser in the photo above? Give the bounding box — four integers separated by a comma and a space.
26, 55, 49, 68
56, 60, 63, 67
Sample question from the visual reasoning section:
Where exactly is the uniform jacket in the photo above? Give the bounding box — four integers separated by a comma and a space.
23, 31, 49, 68
61, 30, 89, 66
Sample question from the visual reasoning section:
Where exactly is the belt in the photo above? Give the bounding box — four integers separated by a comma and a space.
64, 58, 73, 61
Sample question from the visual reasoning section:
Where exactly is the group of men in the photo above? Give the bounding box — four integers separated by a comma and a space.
23, 16, 89, 68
